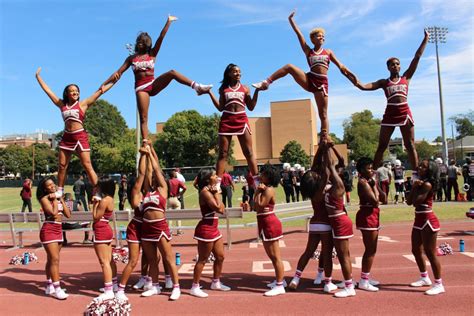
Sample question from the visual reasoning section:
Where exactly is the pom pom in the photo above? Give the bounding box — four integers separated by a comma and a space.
311, 248, 338, 260
112, 247, 129, 264
436, 242, 453, 256
9, 252, 39, 265
84, 297, 131, 316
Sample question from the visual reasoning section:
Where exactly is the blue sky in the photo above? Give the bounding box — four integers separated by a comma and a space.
1, 0, 473, 142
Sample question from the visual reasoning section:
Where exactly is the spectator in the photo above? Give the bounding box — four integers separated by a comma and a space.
83, 172, 94, 212
342, 166, 354, 205
168, 170, 187, 235
436, 158, 448, 202
466, 158, 474, 201
175, 168, 186, 209
20, 178, 33, 213
73, 174, 88, 212
245, 169, 256, 211
393, 160, 405, 204
404, 176, 412, 197
447, 159, 460, 201
118, 175, 128, 210
294, 166, 304, 202
462, 158, 471, 186
62, 193, 91, 245
221, 170, 234, 207
241, 183, 250, 211
280, 163, 295, 203
376, 163, 392, 204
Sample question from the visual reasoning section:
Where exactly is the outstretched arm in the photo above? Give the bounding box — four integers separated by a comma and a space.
245, 85, 260, 111
130, 150, 147, 208
205, 90, 225, 111
35, 67, 62, 107
147, 144, 168, 196
101, 55, 132, 88
80, 81, 115, 111
150, 15, 178, 57
354, 78, 386, 91
328, 50, 357, 84
403, 29, 429, 80
324, 145, 345, 196
288, 10, 312, 56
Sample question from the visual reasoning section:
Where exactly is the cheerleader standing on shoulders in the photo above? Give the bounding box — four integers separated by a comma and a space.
190, 168, 231, 298
37, 177, 71, 300
92, 176, 118, 300
406, 159, 445, 295
139, 145, 181, 300
204, 63, 261, 189
254, 164, 286, 297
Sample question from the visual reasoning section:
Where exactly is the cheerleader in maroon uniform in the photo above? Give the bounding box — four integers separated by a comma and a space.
355, 157, 387, 292
253, 10, 356, 133
190, 168, 231, 298
139, 145, 181, 300
35, 68, 114, 197
101, 15, 212, 141
37, 177, 71, 300
407, 159, 444, 295
353, 30, 429, 174
205, 64, 261, 187
253, 164, 286, 297
91, 176, 118, 300
288, 142, 337, 293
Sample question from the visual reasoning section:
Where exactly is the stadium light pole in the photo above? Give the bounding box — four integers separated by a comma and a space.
427, 26, 448, 163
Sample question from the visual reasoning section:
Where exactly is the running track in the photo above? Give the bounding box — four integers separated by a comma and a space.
1, 220, 473, 315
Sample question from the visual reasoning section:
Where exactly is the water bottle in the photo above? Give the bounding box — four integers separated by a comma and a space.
175, 252, 181, 266
23, 252, 30, 265
459, 239, 465, 252
120, 225, 126, 240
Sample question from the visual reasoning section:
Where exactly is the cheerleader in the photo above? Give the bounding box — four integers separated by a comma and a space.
101, 15, 212, 141
190, 168, 231, 298
92, 176, 118, 300
37, 177, 71, 300
254, 164, 286, 297
407, 159, 444, 295
204, 63, 260, 188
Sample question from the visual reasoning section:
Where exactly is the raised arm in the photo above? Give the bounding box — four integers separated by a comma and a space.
331, 144, 345, 169
354, 78, 386, 91
324, 146, 345, 196
403, 29, 429, 81
150, 15, 178, 57
147, 145, 168, 197
80, 81, 115, 111
245, 85, 260, 111
35, 67, 62, 107
288, 11, 312, 56
328, 50, 357, 84
130, 151, 147, 209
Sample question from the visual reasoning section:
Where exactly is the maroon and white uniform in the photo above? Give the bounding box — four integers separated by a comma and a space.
141, 191, 172, 242
59, 101, 91, 152
40, 201, 64, 244
306, 48, 330, 96
413, 191, 440, 231
194, 204, 222, 242
93, 207, 114, 243
132, 55, 158, 96
381, 76, 414, 126
126, 206, 143, 243
326, 192, 353, 239
257, 203, 283, 241
356, 205, 380, 231
309, 197, 331, 233
218, 84, 251, 136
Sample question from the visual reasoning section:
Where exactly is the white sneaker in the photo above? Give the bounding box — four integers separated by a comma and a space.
358, 279, 379, 292
133, 277, 146, 290
195, 84, 213, 95
165, 278, 173, 290
425, 284, 445, 295
210, 281, 231, 291
264, 285, 285, 297
98, 291, 115, 301
115, 291, 128, 300
190, 287, 209, 298
99, 284, 119, 293
313, 273, 323, 285
252, 80, 269, 90
52, 288, 69, 300
267, 279, 287, 288
143, 281, 154, 291
323, 282, 338, 293
369, 279, 380, 286
45, 286, 55, 295
141, 285, 161, 297
288, 277, 300, 290
410, 277, 432, 287
334, 287, 356, 298
169, 287, 181, 301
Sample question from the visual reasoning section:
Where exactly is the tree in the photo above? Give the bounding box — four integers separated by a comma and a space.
279, 140, 310, 167
391, 145, 408, 165
342, 110, 381, 160
449, 110, 474, 139
0, 145, 31, 177
84, 99, 128, 146
433, 136, 443, 143
416, 140, 437, 160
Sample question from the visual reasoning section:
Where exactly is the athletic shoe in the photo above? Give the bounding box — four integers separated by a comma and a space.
100, 284, 119, 293
210, 281, 231, 291
368, 279, 380, 286
266, 279, 287, 288
143, 281, 155, 292
425, 284, 445, 295
358, 279, 379, 292
313, 273, 323, 285
288, 277, 300, 290
334, 287, 356, 298
133, 277, 146, 290
264, 285, 285, 297
323, 282, 338, 293
82, 239, 93, 244
54, 191, 63, 199
195, 84, 213, 95
252, 80, 269, 90
52, 288, 69, 300
337, 280, 376, 288
46, 286, 67, 295
141, 286, 161, 297
98, 291, 115, 301
190, 287, 209, 298
115, 291, 128, 300
169, 287, 181, 301
165, 278, 173, 290
410, 277, 432, 287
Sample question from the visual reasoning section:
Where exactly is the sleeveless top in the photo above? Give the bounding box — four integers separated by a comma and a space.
307, 48, 330, 71
44, 199, 63, 223
324, 192, 345, 214
223, 84, 247, 109
131, 55, 155, 73
141, 190, 167, 213
256, 202, 275, 216
61, 101, 85, 125
415, 190, 434, 213
383, 76, 409, 106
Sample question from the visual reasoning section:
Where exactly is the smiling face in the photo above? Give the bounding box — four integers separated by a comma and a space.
310, 31, 325, 46
44, 179, 56, 194
361, 163, 374, 179
208, 171, 218, 186
135, 33, 152, 54
227, 66, 241, 83
417, 160, 430, 178
62, 84, 80, 104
